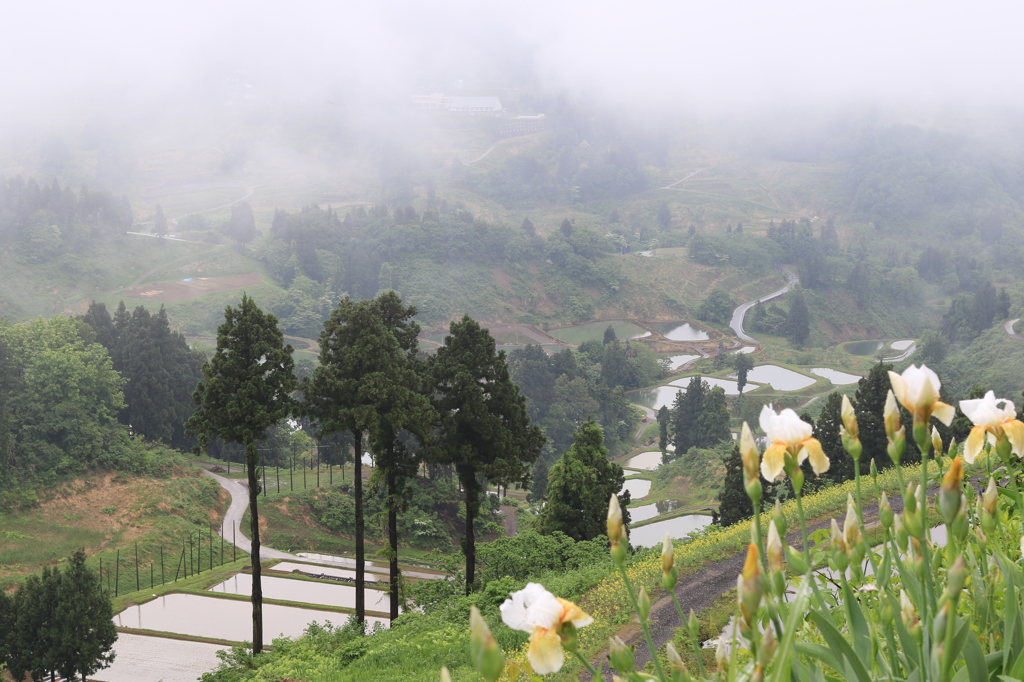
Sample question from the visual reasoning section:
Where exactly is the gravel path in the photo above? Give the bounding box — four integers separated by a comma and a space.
583, 488, 914, 679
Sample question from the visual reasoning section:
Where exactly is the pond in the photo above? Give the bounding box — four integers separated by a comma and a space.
740, 365, 816, 391
891, 339, 914, 351
547, 321, 651, 345
626, 451, 663, 470
656, 322, 710, 341
114, 593, 388, 644
735, 346, 756, 354
809, 368, 861, 385
664, 354, 699, 370
669, 376, 747, 396
630, 385, 684, 410
621, 478, 652, 500
629, 514, 714, 547
844, 340, 884, 355
210, 574, 396, 613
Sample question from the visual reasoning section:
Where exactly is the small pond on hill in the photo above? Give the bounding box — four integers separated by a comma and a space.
626, 451, 663, 470
656, 322, 710, 341
809, 368, 861, 385
844, 340, 885, 355
738, 365, 816, 391
669, 376, 747, 395
629, 500, 684, 523
664, 354, 699, 369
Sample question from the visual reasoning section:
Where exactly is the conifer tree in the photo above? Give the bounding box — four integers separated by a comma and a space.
787, 288, 810, 346
537, 419, 627, 541
716, 444, 753, 526
186, 293, 296, 653
815, 392, 849, 483
54, 550, 117, 681
672, 376, 707, 455
694, 386, 731, 449
657, 405, 670, 456
153, 204, 167, 237
428, 316, 544, 592
734, 353, 755, 394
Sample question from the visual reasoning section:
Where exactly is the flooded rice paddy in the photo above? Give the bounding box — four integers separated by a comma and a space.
669, 376, 747, 395
114, 593, 388, 644
891, 339, 914, 350
629, 500, 684, 523
626, 451, 663, 470
809, 367, 861, 385
664, 354, 699, 369
740, 365, 816, 391
209, 574, 396, 613
629, 514, 714, 547
622, 478, 652, 500
101, 633, 227, 682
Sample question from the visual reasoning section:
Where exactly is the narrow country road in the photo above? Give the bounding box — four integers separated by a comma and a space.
1006, 318, 1024, 341
729, 266, 799, 343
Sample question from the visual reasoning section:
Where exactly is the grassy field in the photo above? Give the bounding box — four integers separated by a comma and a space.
0, 464, 231, 594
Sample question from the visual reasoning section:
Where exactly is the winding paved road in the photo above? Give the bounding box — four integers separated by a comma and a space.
1006, 318, 1024, 341
729, 267, 799, 343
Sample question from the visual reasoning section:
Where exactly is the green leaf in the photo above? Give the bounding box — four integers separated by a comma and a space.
843, 581, 871, 662
961, 630, 989, 682
769, 581, 811, 682
795, 643, 843, 672
996, 487, 1021, 506
809, 610, 872, 682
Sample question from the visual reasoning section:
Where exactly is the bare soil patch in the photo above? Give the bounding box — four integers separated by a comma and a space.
124, 272, 263, 302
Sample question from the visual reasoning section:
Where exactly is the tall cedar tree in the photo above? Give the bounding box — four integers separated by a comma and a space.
302, 296, 396, 623
364, 292, 435, 619
429, 316, 545, 593
53, 550, 118, 681
185, 294, 296, 653
717, 444, 753, 526
538, 419, 628, 540
672, 376, 707, 456
852, 361, 919, 466
657, 405, 670, 456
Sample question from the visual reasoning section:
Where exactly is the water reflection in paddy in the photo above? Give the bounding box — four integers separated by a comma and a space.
844, 340, 884, 355
114, 593, 388, 644
631, 385, 683, 410
809, 368, 861, 385
294, 553, 443, 580
270, 562, 389, 582
626, 451, 663, 470
664, 354, 699, 370
741, 365, 816, 391
657, 322, 710, 341
622, 478, 652, 500
629, 500, 683, 523
629, 515, 714, 547
210, 574, 395, 613
891, 339, 914, 350
669, 376, 748, 395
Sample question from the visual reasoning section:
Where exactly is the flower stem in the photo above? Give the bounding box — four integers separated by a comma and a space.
571, 649, 601, 679
617, 564, 668, 681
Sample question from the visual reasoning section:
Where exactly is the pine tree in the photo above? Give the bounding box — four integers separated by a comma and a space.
520, 216, 535, 237
54, 550, 117, 681
538, 419, 626, 541
428, 316, 545, 592
657, 405, 670, 456
186, 293, 296, 653
716, 444, 753, 526
230, 202, 257, 246
734, 353, 755, 394
603, 324, 617, 344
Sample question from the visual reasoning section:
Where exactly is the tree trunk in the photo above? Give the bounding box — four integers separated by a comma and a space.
388, 463, 399, 620
246, 442, 264, 654
353, 429, 365, 624
465, 481, 476, 595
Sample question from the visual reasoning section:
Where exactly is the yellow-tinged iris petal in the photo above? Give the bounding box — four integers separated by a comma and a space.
760, 442, 787, 481
529, 628, 564, 675
1004, 420, 1024, 456
965, 426, 987, 463
932, 401, 955, 426
801, 438, 829, 475
556, 598, 593, 629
